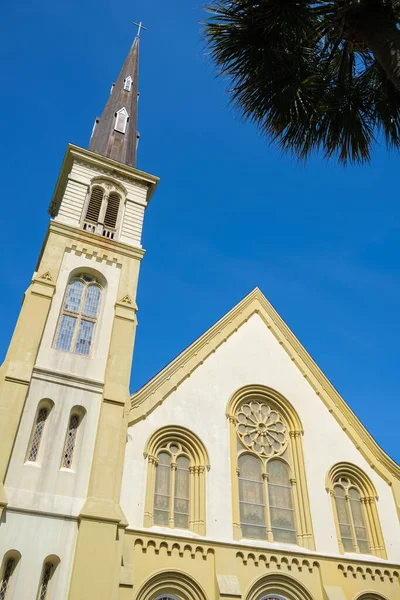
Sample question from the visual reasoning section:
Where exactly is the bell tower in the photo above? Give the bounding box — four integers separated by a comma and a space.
0, 33, 158, 600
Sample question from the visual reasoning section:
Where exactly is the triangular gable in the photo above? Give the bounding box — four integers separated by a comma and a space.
129, 287, 400, 493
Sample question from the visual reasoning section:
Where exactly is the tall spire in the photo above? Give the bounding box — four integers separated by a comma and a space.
89, 36, 140, 167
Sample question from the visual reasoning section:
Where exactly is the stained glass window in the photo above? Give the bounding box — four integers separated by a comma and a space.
55, 275, 101, 356
333, 478, 370, 554
153, 444, 191, 529
268, 460, 296, 544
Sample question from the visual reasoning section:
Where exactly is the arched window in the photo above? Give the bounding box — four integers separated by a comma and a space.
247, 573, 313, 600
82, 181, 123, 239
124, 76, 132, 91
54, 274, 102, 356
0, 558, 15, 599
61, 407, 85, 469
26, 400, 53, 463
115, 107, 129, 133
327, 463, 386, 558
37, 556, 59, 600
228, 385, 315, 549
144, 426, 209, 535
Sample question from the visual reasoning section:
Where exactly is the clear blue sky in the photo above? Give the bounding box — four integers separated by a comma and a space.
1, 1, 399, 462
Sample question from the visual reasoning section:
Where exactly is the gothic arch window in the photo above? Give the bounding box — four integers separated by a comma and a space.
327, 463, 387, 558
115, 107, 129, 133
26, 399, 54, 463
144, 426, 210, 535
0, 551, 20, 600
228, 385, 315, 549
124, 76, 132, 91
37, 556, 60, 600
82, 180, 124, 239
54, 274, 102, 356
61, 407, 86, 469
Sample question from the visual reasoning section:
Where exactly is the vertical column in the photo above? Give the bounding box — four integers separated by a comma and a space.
0, 263, 57, 514
68, 288, 138, 600
229, 417, 241, 541
198, 466, 206, 535
143, 456, 156, 527
262, 473, 274, 543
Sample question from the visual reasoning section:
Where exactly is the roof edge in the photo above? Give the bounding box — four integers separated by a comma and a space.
129, 287, 400, 483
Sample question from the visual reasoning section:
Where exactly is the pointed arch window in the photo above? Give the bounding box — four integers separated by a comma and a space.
37, 557, 59, 600
115, 107, 129, 133
26, 400, 53, 463
61, 407, 85, 469
144, 426, 210, 535
0, 557, 15, 600
328, 464, 386, 558
228, 385, 315, 548
54, 274, 102, 356
124, 76, 132, 91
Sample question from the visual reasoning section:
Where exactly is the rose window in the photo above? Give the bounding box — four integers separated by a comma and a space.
236, 401, 288, 456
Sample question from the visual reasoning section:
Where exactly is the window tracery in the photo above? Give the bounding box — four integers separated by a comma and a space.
327, 463, 386, 558
61, 408, 85, 469
54, 274, 102, 356
144, 426, 209, 535
228, 385, 315, 549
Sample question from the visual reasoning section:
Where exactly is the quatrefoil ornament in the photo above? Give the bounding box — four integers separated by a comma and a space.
236, 401, 288, 457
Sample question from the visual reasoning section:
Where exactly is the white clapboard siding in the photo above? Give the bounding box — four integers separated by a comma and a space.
57, 179, 88, 226
120, 200, 145, 246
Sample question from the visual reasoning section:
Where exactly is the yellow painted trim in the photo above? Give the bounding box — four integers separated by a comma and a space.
129, 288, 400, 491
143, 425, 209, 535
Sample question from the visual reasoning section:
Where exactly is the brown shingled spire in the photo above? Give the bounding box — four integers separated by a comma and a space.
89, 36, 139, 167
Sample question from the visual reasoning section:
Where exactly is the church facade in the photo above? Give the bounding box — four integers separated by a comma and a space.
0, 34, 400, 600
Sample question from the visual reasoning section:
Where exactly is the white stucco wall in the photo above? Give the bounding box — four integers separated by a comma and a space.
0, 511, 76, 600
121, 313, 400, 563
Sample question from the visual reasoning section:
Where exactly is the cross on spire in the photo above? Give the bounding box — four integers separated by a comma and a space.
133, 21, 147, 38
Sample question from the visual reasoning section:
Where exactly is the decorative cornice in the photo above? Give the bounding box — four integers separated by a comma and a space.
49, 144, 159, 216
129, 287, 400, 484
32, 367, 104, 393
48, 220, 145, 262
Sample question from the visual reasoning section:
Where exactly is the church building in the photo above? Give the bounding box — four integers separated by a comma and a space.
1, 32, 400, 600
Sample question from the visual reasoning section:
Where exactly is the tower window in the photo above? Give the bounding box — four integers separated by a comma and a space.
0, 558, 15, 600
104, 192, 120, 229
82, 184, 122, 239
85, 187, 104, 225
55, 275, 102, 356
115, 107, 129, 133
26, 402, 53, 463
124, 76, 132, 91
62, 411, 82, 468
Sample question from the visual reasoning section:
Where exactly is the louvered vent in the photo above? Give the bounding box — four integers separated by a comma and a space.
104, 192, 120, 229
85, 187, 103, 223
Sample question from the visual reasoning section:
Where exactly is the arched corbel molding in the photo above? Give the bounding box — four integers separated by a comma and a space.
246, 572, 313, 600
227, 385, 314, 549
327, 462, 386, 559
143, 425, 210, 535
135, 569, 207, 600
